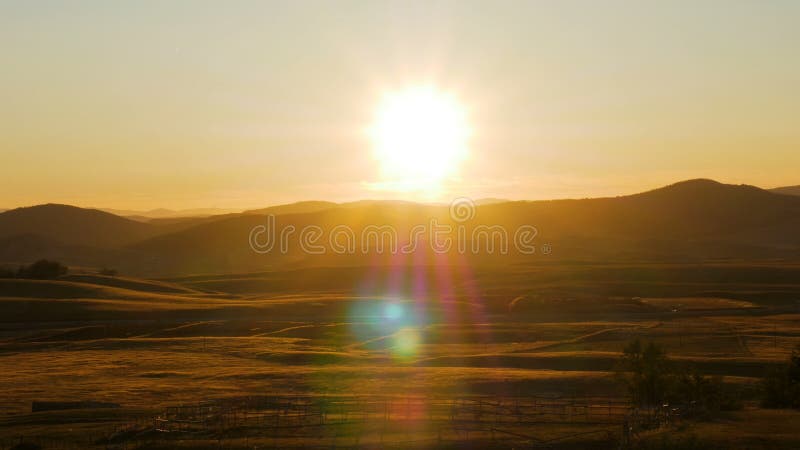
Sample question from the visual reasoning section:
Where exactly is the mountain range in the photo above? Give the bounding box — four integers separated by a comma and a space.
1, 179, 799, 276
100, 207, 238, 220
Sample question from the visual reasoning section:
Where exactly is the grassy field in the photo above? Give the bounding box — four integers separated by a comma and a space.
1, 263, 800, 448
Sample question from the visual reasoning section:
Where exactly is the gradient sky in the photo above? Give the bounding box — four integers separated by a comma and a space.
2, 0, 799, 210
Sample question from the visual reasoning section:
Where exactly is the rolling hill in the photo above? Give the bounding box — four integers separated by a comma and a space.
0, 205, 185, 267
0, 204, 158, 247
125, 179, 800, 274
2, 180, 800, 276
771, 185, 800, 196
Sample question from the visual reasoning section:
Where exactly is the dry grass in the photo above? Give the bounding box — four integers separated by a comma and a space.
638, 408, 800, 449
2, 269, 800, 447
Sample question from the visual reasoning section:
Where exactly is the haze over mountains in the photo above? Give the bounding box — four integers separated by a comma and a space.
771, 185, 800, 196
101, 207, 239, 221
1, 179, 799, 276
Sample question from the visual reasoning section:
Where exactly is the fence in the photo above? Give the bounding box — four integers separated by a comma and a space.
2, 394, 636, 449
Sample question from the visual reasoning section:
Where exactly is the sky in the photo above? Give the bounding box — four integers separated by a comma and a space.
1, 0, 799, 210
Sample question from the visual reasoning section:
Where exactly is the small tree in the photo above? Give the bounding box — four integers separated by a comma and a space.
617, 339, 672, 407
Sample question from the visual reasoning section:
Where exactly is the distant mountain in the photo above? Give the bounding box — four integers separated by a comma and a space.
0, 204, 238, 266
101, 207, 239, 219
0, 204, 159, 247
128, 200, 446, 274
125, 179, 800, 275
474, 198, 510, 205
771, 185, 800, 196
3, 180, 800, 275
243, 201, 339, 216
0, 201, 346, 270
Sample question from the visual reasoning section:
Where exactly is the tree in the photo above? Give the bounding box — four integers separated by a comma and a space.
617, 339, 671, 407
762, 344, 800, 409
17, 259, 68, 279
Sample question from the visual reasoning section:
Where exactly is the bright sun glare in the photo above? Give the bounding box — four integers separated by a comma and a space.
369, 86, 470, 192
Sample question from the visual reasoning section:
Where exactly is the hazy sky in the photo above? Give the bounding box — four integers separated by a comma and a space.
2, 1, 799, 210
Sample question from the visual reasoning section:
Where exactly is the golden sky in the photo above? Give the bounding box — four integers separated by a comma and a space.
1, 1, 799, 210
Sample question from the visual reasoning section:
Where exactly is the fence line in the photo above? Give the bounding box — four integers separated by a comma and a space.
4, 394, 639, 449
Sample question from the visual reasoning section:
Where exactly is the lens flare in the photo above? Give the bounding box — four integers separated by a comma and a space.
392, 327, 421, 359
384, 302, 404, 321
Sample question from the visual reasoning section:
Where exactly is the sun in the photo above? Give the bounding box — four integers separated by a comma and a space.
369, 86, 470, 192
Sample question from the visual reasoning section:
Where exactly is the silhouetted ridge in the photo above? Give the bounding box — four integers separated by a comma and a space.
631, 179, 767, 199
0, 204, 157, 247
3, 180, 800, 275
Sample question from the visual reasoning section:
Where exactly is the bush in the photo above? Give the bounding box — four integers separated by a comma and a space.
761, 345, 800, 408
16, 259, 68, 279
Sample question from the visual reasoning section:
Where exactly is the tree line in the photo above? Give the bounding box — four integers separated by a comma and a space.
0, 259, 68, 279
0, 259, 119, 279
618, 338, 800, 418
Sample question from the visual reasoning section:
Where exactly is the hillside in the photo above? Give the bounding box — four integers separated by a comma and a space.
771, 185, 800, 196
481, 179, 800, 240
0, 204, 158, 247
126, 179, 800, 274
